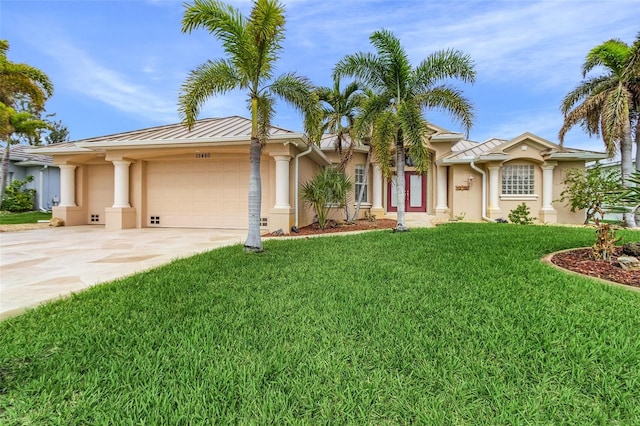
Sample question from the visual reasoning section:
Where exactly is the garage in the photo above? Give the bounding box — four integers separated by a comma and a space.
146, 157, 250, 229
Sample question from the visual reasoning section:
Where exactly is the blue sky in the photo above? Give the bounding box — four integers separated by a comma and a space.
1, 0, 638, 153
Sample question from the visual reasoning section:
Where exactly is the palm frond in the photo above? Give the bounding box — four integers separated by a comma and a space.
419, 85, 474, 136
583, 38, 629, 77
414, 49, 476, 88
559, 90, 609, 147
398, 101, 430, 173
178, 59, 241, 129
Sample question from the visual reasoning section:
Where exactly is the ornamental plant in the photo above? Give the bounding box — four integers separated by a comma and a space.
1, 175, 35, 212
556, 165, 621, 224
301, 167, 352, 230
508, 203, 537, 225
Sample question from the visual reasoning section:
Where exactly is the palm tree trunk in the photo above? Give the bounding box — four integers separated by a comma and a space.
0, 142, 11, 203
635, 118, 639, 172
244, 137, 264, 252
353, 144, 372, 221
621, 120, 637, 227
395, 139, 408, 232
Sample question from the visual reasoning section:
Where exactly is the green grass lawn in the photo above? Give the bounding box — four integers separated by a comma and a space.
0, 211, 51, 224
1, 224, 639, 424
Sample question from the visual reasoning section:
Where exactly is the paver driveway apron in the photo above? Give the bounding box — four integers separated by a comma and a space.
0, 226, 245, 319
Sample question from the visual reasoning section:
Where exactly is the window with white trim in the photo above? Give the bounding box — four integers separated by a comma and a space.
502, 164, 534, 195
354, 165, 368, 203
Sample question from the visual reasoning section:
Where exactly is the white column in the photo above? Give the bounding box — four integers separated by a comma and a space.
273, 155, 291, 208
112, 160, 132, 208
372, 163, 383, 209
435, 165, 448, 211
541, 163, 556, 210
488, 165, 501, 210
59, 164, 77, 207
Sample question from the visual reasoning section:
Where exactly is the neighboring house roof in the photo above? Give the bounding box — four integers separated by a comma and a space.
9, 144, 55, 167
440, 132, 607, 164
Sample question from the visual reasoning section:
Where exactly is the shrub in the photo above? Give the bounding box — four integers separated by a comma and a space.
556, 165, 621, 224
1, 175, 36, 212
300, 167, 352, 229
508, 203, 537, 225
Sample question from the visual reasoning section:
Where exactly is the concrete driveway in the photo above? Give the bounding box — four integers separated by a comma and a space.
0, 226, 246, 319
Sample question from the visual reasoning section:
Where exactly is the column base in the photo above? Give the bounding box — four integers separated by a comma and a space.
268, 207, 294, 234
52, 206, 86, 226
487, 208, 503, 219
538, 209, 557, 224
105, 207, 137, 230
370, 207, 385, 221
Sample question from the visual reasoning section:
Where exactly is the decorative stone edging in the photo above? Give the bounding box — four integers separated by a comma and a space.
541, 248, 640, 293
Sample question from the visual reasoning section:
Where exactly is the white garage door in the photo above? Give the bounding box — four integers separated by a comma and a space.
147, 159, 249, 228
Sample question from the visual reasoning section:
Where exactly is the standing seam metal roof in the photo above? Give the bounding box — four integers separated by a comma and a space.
71, 116, 297, 145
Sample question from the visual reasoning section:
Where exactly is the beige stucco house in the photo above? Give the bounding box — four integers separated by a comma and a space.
31, 116, 607, 233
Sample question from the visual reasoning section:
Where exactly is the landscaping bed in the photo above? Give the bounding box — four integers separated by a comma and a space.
551, 247, 640, 287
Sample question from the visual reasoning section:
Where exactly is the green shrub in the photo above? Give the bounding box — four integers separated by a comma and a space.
1, 175, 36, 212
301, 167, 352, 229
508, 202, 537, 225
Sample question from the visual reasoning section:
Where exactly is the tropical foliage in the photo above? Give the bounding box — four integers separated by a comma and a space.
179, 0, 320, 252
0, 40, 54, 202
559, 33, 640, 227
317, 78, 364, 170
556, 165, 622, 224
1, 175, 35, 212
300, 167, 352, 229
334, 29, 475, 231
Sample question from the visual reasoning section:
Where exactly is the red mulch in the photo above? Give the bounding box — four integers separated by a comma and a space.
551, 247, 640, 288
267, 219, 397, 237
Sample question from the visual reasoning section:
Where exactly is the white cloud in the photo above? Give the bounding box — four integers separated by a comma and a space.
41, 39, 177, 123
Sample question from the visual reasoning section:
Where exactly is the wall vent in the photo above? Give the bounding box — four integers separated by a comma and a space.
90, 214, 100, 223
150, 216, 160, 225
260, 217, 268, 227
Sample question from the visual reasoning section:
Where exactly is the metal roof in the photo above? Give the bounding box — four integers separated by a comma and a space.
74, 115, 296, 144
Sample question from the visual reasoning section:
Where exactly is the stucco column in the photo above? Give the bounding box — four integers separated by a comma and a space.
539, 162, 557, 224
273, 155, 291, 208
372, 163, 383, 209
541, 163, 556, 211
435, 165, 448, 213
488, 165, 501, 211
112, 160, 132, 208
59, 164, 77, 207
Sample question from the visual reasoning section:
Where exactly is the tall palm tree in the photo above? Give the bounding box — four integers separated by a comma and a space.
0, 40, 54, 202
179, 0, 320, 252
316, 78, 364, 170
334, 29, 475, 231
559, 34, 640, 227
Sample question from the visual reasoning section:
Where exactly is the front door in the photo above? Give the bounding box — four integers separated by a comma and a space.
387, 171, 426, 212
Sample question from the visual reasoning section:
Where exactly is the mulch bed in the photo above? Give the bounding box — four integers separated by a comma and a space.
551, 247, 640, 288
267, 219, 397, 237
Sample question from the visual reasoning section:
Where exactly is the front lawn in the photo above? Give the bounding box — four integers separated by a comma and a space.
1, 224, 639, 424
0, 211, 51, 224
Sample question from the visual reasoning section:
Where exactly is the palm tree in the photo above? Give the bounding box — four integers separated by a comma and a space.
316, 78, 364, 170
179, 0, 320, 252
559, 34, 640, 227
334, 29, 476, 231
0, 40, 54, 202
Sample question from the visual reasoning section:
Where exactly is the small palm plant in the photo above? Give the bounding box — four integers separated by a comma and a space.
301, 167, 353, 230
615, 170, 640, 224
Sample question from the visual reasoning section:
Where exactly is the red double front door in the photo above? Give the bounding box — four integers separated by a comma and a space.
387, 171, 427, 212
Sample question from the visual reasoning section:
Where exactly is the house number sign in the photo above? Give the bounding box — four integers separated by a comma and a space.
195, 152, 211, 159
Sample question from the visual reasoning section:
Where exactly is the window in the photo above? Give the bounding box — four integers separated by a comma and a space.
502, 165, 534, 195
354, 165, 368, 203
